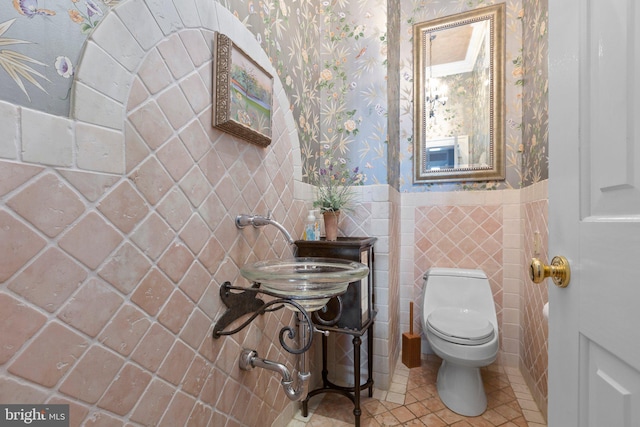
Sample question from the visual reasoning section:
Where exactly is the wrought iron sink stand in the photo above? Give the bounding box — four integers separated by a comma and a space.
212, 281, 341, 401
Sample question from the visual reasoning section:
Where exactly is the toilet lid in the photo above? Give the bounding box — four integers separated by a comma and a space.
427, 307, 495, 345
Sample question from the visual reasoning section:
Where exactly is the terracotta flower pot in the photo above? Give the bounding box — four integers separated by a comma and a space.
323, 210, 340, 241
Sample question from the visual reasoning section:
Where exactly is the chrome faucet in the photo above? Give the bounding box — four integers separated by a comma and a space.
235, 211, 295, 245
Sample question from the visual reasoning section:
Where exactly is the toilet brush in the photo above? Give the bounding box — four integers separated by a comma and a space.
402, 301, 421, 368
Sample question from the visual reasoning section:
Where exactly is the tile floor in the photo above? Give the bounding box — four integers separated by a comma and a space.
288, 355, 547, 426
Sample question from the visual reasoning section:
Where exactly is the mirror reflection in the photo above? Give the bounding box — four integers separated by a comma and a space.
413, 4, 505, 183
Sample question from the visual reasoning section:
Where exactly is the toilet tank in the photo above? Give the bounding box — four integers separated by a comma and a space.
422, 268, 496, 324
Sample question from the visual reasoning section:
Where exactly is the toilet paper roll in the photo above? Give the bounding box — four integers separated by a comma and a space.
542, 302, 549, 320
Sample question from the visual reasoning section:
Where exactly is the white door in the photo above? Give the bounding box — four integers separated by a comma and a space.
548, 0, 640, 426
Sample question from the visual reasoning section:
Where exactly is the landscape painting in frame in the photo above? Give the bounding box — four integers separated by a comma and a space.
212, 32, 273, 147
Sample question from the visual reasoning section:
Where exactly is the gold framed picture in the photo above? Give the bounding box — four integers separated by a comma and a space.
212, 32, 273, 147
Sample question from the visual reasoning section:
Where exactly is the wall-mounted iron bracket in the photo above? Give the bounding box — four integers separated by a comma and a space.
212, 281, 345, 402
212, 281, 334, 354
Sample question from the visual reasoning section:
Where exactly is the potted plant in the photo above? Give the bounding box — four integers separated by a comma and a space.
313, 146, 366, 240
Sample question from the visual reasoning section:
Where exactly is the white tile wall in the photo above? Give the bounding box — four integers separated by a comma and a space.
89, 12, 146, 72
21, 108, 74, 167
0, 102, 19, 159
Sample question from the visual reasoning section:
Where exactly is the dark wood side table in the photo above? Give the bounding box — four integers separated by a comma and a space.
295, 237, 377, 427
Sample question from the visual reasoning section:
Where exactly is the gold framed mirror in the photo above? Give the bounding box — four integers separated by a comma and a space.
413, 4, 505, 183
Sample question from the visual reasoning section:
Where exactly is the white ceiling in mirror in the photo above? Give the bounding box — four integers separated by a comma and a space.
429, 21, 489, 77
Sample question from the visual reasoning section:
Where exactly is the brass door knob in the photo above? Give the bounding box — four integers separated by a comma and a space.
530, 256, 571, 288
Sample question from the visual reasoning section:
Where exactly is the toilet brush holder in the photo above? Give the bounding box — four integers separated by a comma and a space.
402, 301, 421, 368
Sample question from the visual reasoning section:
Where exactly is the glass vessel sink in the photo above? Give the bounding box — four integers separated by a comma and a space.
240, 257, 369, 312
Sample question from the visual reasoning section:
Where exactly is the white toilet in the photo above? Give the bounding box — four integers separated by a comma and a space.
421, 267, 499, 416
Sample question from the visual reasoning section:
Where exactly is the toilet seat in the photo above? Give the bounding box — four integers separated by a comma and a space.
427, 307, 495, 345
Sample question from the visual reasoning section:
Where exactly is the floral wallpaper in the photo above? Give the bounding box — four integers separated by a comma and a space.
0, 0, 114, 116
423, 73, 472, 140
0, 0, 547, 191
311, 1, 389, 186
521, 0, 548, 185
387, 2, 401, 188
470, 39, 491, 165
